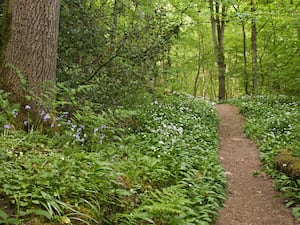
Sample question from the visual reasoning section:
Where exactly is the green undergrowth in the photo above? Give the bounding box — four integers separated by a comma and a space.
0, 91, 226, 225
232, 95, 300, 217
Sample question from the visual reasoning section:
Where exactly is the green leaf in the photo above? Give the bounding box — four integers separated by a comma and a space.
133, 212, 155, 224
292, 207, 300, 219
285, 200, 295, 208
6, 218, 19, 224
26, 209, 52, 220
0, 210, 8, 220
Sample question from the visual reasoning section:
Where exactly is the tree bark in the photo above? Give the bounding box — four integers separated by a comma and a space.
108, 0, 119, 77
193, 29, 202, 97
242, 24, 249, 95
209, 0, 226, 101
0, 0, 60, 106
251, 0, 258, 95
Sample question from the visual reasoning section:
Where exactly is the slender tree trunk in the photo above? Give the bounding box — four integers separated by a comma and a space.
193, 29, 202, 97
242, 24, 249, 95
251, 0, 258, 95
217, 3, 226, 101
202, 67, 207, 98
209, 0, 226, 101
108, 0, 119, 77
231, 3, 249, 95
0, 0, 60, 106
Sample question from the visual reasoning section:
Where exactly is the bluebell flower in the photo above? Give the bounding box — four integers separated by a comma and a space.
74, 132, 84, 142
71, 124, 77, 131
75, 132, 81, 139
4, 124, 10, 129
43, 114, 51, 122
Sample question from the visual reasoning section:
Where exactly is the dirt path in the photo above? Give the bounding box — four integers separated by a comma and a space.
215, 104, 297, 225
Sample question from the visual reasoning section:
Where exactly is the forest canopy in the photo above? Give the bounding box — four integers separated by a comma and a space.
57, 0, 300, 103
0, 0, 299, 106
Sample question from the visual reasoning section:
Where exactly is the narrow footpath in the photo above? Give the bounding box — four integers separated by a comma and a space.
215, 104, 297, 225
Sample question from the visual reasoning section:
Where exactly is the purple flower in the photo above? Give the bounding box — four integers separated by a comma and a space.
24, 105, 31, 110
12, 109, 18, 118
101, 133, 106, 139
40, 110, 45, 116
100, 125, 106, 130
75, 132, 81, 139
24, 120, 28, 126
4, 124, 10, 129
71, 124, 77, 131
74, 132, 84, 142
43, 114, 51, 122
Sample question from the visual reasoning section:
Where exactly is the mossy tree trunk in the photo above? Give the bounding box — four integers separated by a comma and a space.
0, 0, 60, 110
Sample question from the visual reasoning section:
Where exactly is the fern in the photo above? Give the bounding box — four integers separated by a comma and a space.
114, 185, 192, 224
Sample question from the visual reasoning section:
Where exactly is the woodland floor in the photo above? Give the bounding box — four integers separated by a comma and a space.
215, 104, 298, 225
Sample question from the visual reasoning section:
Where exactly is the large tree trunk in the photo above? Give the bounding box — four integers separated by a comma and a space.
251, 0, 258, 95
0, 0, 60, 106
209, 0, 226, 101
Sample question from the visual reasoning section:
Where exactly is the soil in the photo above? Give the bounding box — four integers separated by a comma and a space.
215, 104, 298, 225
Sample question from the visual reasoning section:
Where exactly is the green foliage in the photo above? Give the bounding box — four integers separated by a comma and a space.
233, 95, 300, 213
168, 0, 300, 98
0, 209, 19, 224
112, 94, 226, 224
58, 0, 183, 108
0, 92, 226, 224
0, 90, 19, 127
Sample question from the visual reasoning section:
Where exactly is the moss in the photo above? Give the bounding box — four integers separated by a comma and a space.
274, 149, 300, 179
0, 0, 11, 65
